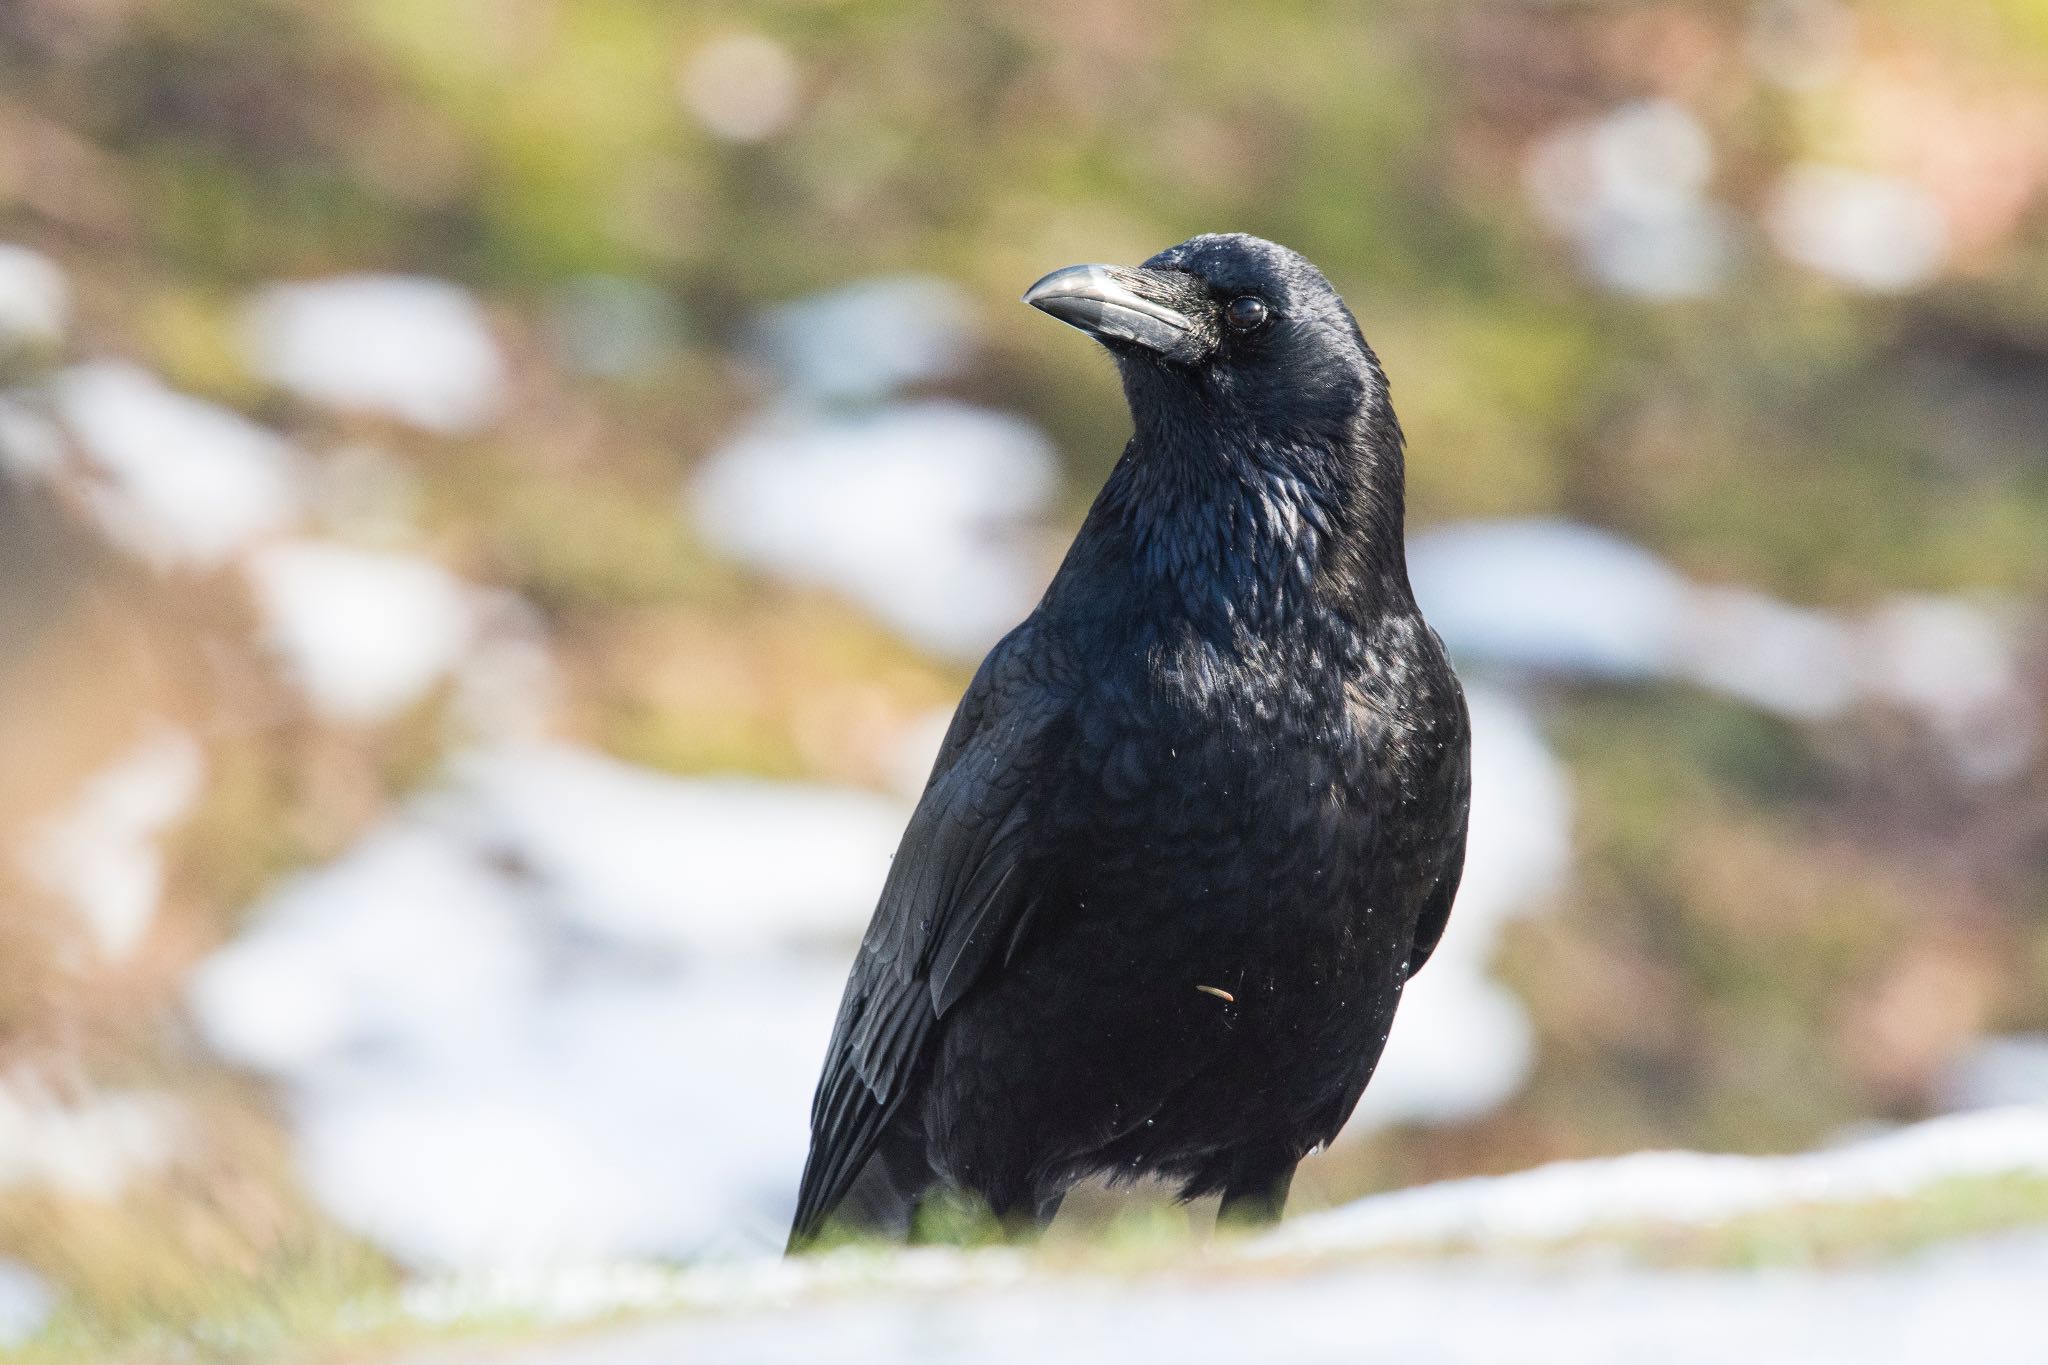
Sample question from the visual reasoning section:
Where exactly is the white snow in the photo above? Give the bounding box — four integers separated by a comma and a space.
749, 276, 976, 403
1767, 166, 1949, 293
188, 742, 905, 1269
242, 276, 507, 433
1410, 519, 1691, 679
0, 1070, 183, 1200
1351, 686, 1571, 1128
1410, 519, 2035, 777
1944, 1036, 2048, 1112
288, 959, 843, 1269
440, 1232, 2048, 1365
188, 821, 546, 1078
442, 744, 907, 953
1267, 1104, 2048, 1255
690, 401, 1058, 657
1677, 584, 1860, 720
399, 1247, 1032, 1334
244, 540, 481, 724
691, 269, 1060, 659
51, 362, 308, 568
1522, 101, 1735, 299
394, 1234, 2048, 1365
16, 727, 205, 961
0, 244, 68, 346
1863, 595, 2017, 717
0, 1262, 53, 1349
1863, 594, 2037, 781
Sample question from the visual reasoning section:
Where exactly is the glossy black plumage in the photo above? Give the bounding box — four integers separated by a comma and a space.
789, 234, 1470, 1248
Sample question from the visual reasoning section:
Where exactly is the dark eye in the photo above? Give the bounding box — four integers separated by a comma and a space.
1224, 295, 1270, 331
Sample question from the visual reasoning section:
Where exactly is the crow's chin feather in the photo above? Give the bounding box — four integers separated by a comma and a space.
1088, 396, 1414, 640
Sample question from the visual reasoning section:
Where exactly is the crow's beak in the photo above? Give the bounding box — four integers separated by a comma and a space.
1023, 264, 1204, 362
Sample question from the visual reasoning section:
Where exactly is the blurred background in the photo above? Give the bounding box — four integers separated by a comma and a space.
1, 0, 2046, 1356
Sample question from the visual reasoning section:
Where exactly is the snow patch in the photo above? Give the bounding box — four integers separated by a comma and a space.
243, 276, 506, 433
288, 960, 843, 1269
1677, 585, 1859, 720
1411, 519, 1689, 680
0, 244, 68, 346
1944, 1036, 2048, 1113
690, 401, 1057, 658
244, 540, 481, 723
188, 742, 904, 1269
0, 1262, 53, 1349
51, 362, 307, 568
0, 1071, 183, 1200
1268, 1105, 2048, 1255
16, 727, 205, 960
443, 744, 907, 954
1523, 101, 1735, 299
749, 276, 976, 403
189, 820, 546, 1078
1411, 517, 2035, 777
1768, 166, 1949, 293
390, 1231, 2048, 1365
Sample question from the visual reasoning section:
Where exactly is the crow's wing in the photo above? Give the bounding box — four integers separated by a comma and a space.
1403, 810, 1467, 979
1403, 691, 1472, 980
789, 627, 1067, 1246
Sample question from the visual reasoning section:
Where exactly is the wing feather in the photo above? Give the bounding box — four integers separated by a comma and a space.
1403, 691, 1472, 980
789, 629, 1066, 1247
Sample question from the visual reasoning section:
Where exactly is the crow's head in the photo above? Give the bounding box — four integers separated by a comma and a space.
1024, 233, 1386, 444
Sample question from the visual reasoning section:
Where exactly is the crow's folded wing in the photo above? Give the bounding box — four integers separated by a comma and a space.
1403, 811, 1467, 980
789, 629, 1066, 1246
1403, 693, 1472, 981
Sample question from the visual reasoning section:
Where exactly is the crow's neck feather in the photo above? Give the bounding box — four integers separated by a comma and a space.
1076, 398, 1412, 643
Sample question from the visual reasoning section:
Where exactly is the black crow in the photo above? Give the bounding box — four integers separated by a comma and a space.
789, 234, 1470, 1248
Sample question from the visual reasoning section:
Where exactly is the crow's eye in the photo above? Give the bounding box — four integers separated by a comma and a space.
1224, 296, 1270, 331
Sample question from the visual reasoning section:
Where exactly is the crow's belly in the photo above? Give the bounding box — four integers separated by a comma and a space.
921, 857, 1411, 1209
